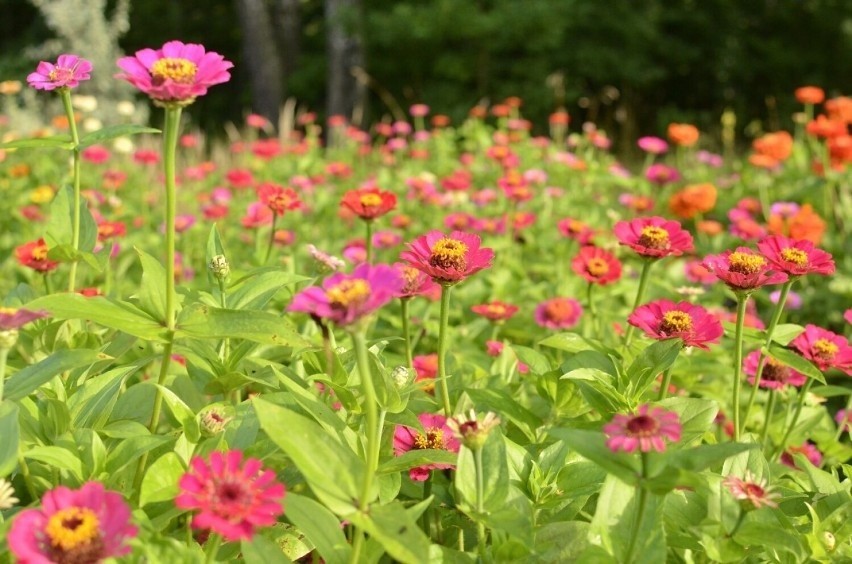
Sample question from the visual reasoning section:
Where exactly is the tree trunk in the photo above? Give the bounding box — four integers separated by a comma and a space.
235, 0, 283, 125
274, 0, 301, 81
325, 0, 365, 121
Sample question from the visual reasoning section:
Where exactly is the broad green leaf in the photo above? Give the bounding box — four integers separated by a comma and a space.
667, 443, 756, 473
69, 365, 141, 429
734, 521, 805, 557
140, 452, 185, 506
465, 388, 542, 441
105, 435, 172, 475
589, 475, 665, 562
657, 397, 719, 445
764, 343, 825, 384
45, 185, 73, 248
561, 350, 618, 377
626, 339, 681, 400
4, 349, 105, 401
241, 534, 290, 563
135, 248, 169, 323
177, 304, 310, 349
549, 428, 640, 486
534, 521, 591, 562
0, 136, 73, 150
455, 431, 509, 513
770, 324, 804, 345
377, 449, 458, 475
76, 124, 160, 149
284, 493, 350, 564
345, 501, 431, 564
539, 332, 595, 353
0, 402, 20, 476
153, 384, 201, 443
24, 445, 83, 480
228, 270, 308, 310
512, 345, 551, 375
561, 368, 629, 415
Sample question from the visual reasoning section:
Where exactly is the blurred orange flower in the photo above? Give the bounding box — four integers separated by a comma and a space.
667, 123, 700, 147
806, 115, 846, 139
825, 96, 852, 123
767, 204, 826, 245
669, 183, 717, 219
794, 86, 825, 105
752, 131, 793, 162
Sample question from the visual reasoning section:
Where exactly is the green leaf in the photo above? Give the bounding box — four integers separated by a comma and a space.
734, 521, 804, 557
549, 428, 640, 486
589, 474, 665, 562
45, 185, 73, 249
152, 384, 201, 443
4, 349, 105, 401
657, 397, 719, 445
24, 445, 83, 480
345, 501, 432, 564
561, 368, 629, 416
770, 324, 804, 345
667, 443, 756, 473
241, 534, 289, 563
284, 493, 351, 564
254, 398, 364, 515
377, 449, 458, 475
135, 248, 169, 323
512, 345, 551, 375
140, 452, 185, 506
764, 343, 825, 384
626, 339, 681, 400
105, 435, 172, 474
0, 136, 74, 150
76, 124, 160, 149
228, 270, 309, 311
69, 365, 141, 429
561, 350, 618, 377
177, 304, 310, 349
455, 431, 509, 513
0, 402, 20, 476
465, 388, 542, 441
539, 332, 595, 353
27, 294, 169, 342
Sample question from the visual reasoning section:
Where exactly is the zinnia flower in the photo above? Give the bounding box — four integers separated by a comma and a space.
401, 230, 494, 285
723, 472, 780, 510
667, 123, 700, 147
393, 263, 439, 299
257, 183, 301, 216
176, 450, 285, 541
780, 442, 823, 469
795, 86, 825, 105
701, 248, 788, 291
0, 307, 49, 330
668, 183, 717, 219
16, 238, 59, 272
288, 263, 403, 327
756, 235, 835, 277
637, 136, 668, 154
534, 297, 583, 330
340, 187, 397, 220
645, 163, 681, 186
571, 246, 622, 285
27, 54, 92, 90
627, 300, 723, 350
743, 351, 806, 390
471, 300, 519, 322
557, 218, 595, 244
614, 216, 694, 258
790, 325, 852, 374
604, 404, 682, 453
8, 482, 136, 563
393, 413, 461, 481
116, 40, 233, 104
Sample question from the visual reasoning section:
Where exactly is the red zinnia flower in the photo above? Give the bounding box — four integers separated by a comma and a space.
176, 450, 285, 541
756, 235, 835, 277
534, 297, 583, 330
604, 404, 682, 453
572, 246, 622, 285
16, 238, 59, 272
257, 183, 301, 216
723, 472, 780, 510
627, 300, 723, 350
614, 216, 694, 258
557, 218, 595, 245
471, 300, 519, 322
340, 187, 397, 220
701, 248, 788, 291
401, 230, 494, 285
8, 482, 136, 563
393, 413, 461, 481
790, 325, 852, 375
97, 220, 127, 241
743, 350, 806, 390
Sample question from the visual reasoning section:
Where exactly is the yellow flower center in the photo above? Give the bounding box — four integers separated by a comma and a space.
31, 185, 55, 203
487, 304, 506, 316
414, 428, 445, 450
780, 247, 808, 267
0, 307, 17, 315
586, 258, 609, 276
326, 279, 371, 308
45, 507, 100, 551
33, 244, 49, 261
359, 193, 383, 207
430, 238, 468, 271
151, 58, 198, 84
661, 310, 693, 333
813, 338, 838, 360
728, 252, 765, 274
638, 226, 670, 249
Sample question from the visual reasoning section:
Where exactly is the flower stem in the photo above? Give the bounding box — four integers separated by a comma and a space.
263, 213, 277, 264
658, 367, 673, 401
624, 260, 653, 348
732, 293, 750, 441
760, 388, 777, 447
421, 475, 433, 537
60, 89, 81, 293
437, 285, 453, 415
728, 510, 747, 538
163, 106, 182, 330
204, 532, 223, 564
743, 280, 793, 429
586, 282, 601, 340
401, 298, 413, 369
774, 378, 814, 459
475, 446, 487, 560
364, 220, 373, 265
624, 453, 649, 563
0, 348, 8, 403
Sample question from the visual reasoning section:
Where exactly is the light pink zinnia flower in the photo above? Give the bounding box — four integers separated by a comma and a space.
176, 450, 285, 541
627, 300, 723, 350
401, 230, 494, 285
614, 216, 694, 258
393, 413, 461, 481
780, 442, 823, 469
757, 235, 835, 277
288, 263, 403, 326
723, 472, 780, 510
534, 297, 583, 330
701, 247, 788, 291
743, 350, 806, 390
8, 482, 136, 563
116, 40, 233, 104
637, 136, 669, 154
604, 404, 682, 453
790, 324, 852, 374
27, 54, 92, 90
0, 307, 48, 330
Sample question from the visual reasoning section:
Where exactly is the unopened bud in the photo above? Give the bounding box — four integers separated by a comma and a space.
822, 531, 836, 552
391, 366, 413, 388
447, 410, 501, 451
208, 255, 230, 280
199, 407, 232, 436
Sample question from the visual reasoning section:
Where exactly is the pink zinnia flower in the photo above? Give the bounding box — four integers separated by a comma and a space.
790, 325, 852, 374
645, 163, 681, 186
116, 40, 233, 104
393, 413, 461, 481
684, 259, 717, 285
27, 54, 92, 90
780, 442, 823, 469
723, 473, 780, 510
604, 404, 682, 453
288, 263, 403, 327
257, 183, 301, 216
486, 340, 504, 357
8, 482, 136, 563
0, 307, 48, 330
401, 230, 494, 285
176, 450, 285, 541
701, 247, 788, 291
628, 300, 723, 350
393, 263, 439, 299
614, 216, 694, 258
637, 136, 669, 154
743, 350, 806, 389
557, 218, 595, 245
571, 246, 622, 285
534, 297, 583, 330
241, 201, 273, 228
757, 235, 835, 277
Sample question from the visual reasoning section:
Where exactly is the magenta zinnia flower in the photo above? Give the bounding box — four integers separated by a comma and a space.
288, 263, 403, 326
27, 54, 92, 90
627, 300, 723, 350
393, 413, 461, 481
571, 246, 622, 285
401, 230, 494, 285
637, 136, 669, 155
116, 40, 233, 104
8, 482, 136, 563
534, 297, 583, 330
701, 247, 788, 291
393, 262, 439, 299
743, 350, 806, 390
780, 442, 823, 469
790, 324, 852, 375
0, 307, 48, 330
723, 472, 780, 510
614, 216, 694, 258
604, 404, 681, 453
176, 450, 285, 541
756, 235, 835, 277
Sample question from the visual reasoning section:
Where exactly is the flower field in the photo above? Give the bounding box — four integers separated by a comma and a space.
0, 43, 850, 563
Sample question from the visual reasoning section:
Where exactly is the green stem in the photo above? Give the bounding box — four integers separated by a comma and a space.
364, 220, 373, 265
204, 533, 223, 564
437, 285, 453, 415
760, 389, 777, 447
401, 298, 413, 369
732, 293, 750, 441
658, 367, 673, 401
263, 213, 278, 264
728, 511, 747, 538
586, 282, 601, 340
217, 278, 229, 363
833, 395, 851, 442
421, 475, 433, 537
18, 452, 37, 501
475, 446, 487, 560
163, 106, 182, 331
624, 260, 654, 348
774, 378, 814, 459
0, 348, 8, 403
743, 280, 793, 429
133, 338, 174, 493
624, 453, 649, 563
60, 89, 81, 293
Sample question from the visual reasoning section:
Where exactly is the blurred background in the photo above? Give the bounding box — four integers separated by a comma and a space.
1, 0, 851, 153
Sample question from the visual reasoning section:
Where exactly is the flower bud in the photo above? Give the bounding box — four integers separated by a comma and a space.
447, 410, 501, 451
208, 255, 230, 280
822, 531, 836, 552
390, 366, 413, 389
199, 406, 232, 436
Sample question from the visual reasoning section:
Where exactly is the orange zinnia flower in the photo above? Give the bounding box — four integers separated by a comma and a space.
794, 86, 825, 105
752, 131, 793, 162
806, 115, 846, 139
668, 183, 717, 219
825, 96, 852, 124
667, 123, 700, 147
767, 204, 826, 245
